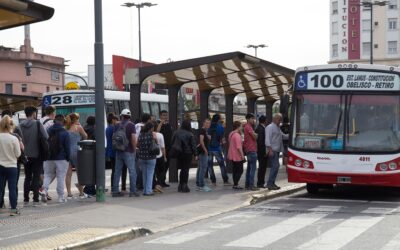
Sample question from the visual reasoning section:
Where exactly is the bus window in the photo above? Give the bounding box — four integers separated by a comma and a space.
150, 102, 160, 119
113, 100, 120, 115
160, 103, 168, 112
56, 106, 95, 125
142, 101, 150, 115
105, 100, 113, 114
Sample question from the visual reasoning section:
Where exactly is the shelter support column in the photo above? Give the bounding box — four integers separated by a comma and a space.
129, 83, 141, 122
265, 100, 275, 124
225, 94, 236, 173
167, 84, 181, 183
247, 97, 257, 115
200, 89, 212, 122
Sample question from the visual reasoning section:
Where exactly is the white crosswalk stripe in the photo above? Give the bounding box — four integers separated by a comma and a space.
297, 215, 385, 250
145, 231, 212, 245
225, 206, 340, 248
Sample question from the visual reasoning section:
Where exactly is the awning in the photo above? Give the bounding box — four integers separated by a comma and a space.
139, 51, 295, 102
0, 0, 54, 30
0, 93, 41, 112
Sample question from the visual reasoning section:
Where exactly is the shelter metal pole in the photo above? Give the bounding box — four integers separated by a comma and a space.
200, 89, 211, 122
94, 0, 105, 202
265, 101, 274, 124
167, 85, 180, 182
225, 94, 236, 174
247, 97, 257, 115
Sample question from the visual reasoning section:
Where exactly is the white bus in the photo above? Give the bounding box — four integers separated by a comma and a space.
41, 90, 169, 124
288, 64, 400, 193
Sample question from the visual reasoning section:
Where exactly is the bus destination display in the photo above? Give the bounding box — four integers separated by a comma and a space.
43, 93, 95, 107
295, 71, 400, 91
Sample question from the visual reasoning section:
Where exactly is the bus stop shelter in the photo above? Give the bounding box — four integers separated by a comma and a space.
0, 93, 41, 113
126, 51, 295, 181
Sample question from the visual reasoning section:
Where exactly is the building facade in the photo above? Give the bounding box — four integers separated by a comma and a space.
0, 26, 65, 97
329, 0, 400, 66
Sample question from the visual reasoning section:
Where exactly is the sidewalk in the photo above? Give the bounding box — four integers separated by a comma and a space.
0, 166, 301, 250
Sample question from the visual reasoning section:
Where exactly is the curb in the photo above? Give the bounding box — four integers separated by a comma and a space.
57, 227, 152, 250
250, 183, 306, 205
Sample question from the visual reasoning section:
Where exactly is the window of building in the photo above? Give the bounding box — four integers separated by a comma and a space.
46, 86, 50, 92
389, 18, 398, 30
332, 1, 338, 15
362, 19, 371, 31
51, 67, 60, 81
5, 83, 12, 94
388, 41, 398, 54
332, 44, 338, 57
363, 42, 371, 56
56, 87, 60, 91
21, 83, 27, 93
389, 0, 398, 9
332, 22, 338, 35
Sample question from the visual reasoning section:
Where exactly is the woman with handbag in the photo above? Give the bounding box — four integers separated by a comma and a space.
137, 122, 158, 196
228, 121, 245, 190
0, 115, 21, 216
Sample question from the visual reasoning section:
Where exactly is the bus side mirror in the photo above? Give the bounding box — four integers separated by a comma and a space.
280, 94, 290, 119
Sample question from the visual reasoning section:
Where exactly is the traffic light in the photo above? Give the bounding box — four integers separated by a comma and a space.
25, 61, 32, 76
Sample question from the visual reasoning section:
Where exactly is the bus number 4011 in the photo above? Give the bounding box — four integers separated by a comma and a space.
311, 74, 344, 88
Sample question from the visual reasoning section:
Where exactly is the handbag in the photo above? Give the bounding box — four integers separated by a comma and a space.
169, 134, 182, 158
37, 121, 49, 161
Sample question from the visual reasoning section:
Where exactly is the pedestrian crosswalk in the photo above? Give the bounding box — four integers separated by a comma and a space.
143, 200, 400, 249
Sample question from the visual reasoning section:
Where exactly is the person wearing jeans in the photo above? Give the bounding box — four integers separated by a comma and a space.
112, 109, 138, 197
207, 114, 230, 185
243, 113, 259, 190
196, 119, 211, 192
228, 121, 245, 189
137, 122, 158, 196
0, 115, 21, 216
265, 113, 289, 190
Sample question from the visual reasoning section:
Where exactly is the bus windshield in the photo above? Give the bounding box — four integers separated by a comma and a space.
292, 93, 400, 152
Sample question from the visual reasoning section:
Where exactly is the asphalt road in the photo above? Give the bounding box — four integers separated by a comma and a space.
109, 186, 400, 250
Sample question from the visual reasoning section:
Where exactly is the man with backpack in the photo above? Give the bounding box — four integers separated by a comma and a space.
112, 109, 139, 197
40, 105, 56, 131
41, 114, 70, 203
207, 114, 230, 186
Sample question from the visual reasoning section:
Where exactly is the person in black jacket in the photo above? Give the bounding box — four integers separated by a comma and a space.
172, 120, 198, 193
255, 115, 268, 188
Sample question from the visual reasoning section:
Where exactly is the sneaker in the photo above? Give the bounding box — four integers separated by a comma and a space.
38, 187, 45, 195
40, 190, 47, 203
246, 186, 260, 191
223, 181, 232, 186
67, 194, 73, 199
161, 183, 170, 188
58, 198, 67, 203
233, 185, 244, 190
154, 185, 163, 193
273, 184, 281, 190
267, 185, 280, 191
10, 208, 20, 216
129, 192, 140, 197
112, 192, 124, 197
143, 193, 154, 196
198, 186, 212, 192
32, 201, 40, 207
79, 193, 88, 199
46, 195, 52, 201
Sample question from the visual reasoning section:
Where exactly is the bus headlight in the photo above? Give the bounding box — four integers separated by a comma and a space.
303, 161, 310, 168
389, 162, 397, 170
380, 163, 388, 171
295, 159, 302, 167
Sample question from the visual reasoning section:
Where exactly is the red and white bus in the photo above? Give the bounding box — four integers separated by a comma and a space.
287, 64, 400, 193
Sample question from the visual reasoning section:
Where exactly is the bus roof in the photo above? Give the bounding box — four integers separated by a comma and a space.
295, 63, 400, 73
42, 90, 168, 103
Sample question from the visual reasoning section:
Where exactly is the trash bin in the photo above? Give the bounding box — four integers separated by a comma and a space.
77, 140, 96, 185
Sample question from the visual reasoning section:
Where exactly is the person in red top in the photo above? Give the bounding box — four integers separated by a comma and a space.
228, 121, 245, 190
243, 113, 259, 190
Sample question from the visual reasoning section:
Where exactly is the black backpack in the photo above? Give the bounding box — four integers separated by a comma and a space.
48, 130, 62, 159
112, 122, 129, 151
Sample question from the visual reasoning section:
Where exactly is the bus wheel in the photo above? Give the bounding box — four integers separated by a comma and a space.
306, 183, 320, 194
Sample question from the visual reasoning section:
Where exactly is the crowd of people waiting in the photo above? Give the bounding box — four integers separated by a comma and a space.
0, 104, 288, 216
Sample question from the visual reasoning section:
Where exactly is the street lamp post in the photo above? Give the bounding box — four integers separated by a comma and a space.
246, 44, 267, 57
122, 2, 157, 67
361, 1, 388, 64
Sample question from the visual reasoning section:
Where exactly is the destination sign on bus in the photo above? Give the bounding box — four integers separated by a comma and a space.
43, 93, 95, 107
295, 71, 400, 91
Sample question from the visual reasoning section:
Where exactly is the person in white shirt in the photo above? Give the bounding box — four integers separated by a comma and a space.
0, 115, 22, 216
153, 124, 166, 193
40, 105, 56, 131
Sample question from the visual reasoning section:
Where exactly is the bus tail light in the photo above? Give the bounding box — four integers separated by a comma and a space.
375, 158, 400, 172
288, 151, 314, 169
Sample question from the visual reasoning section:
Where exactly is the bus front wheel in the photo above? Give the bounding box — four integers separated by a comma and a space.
306, 183, 320, 194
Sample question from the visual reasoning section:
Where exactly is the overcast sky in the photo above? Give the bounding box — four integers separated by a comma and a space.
0, 0, 329, 73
